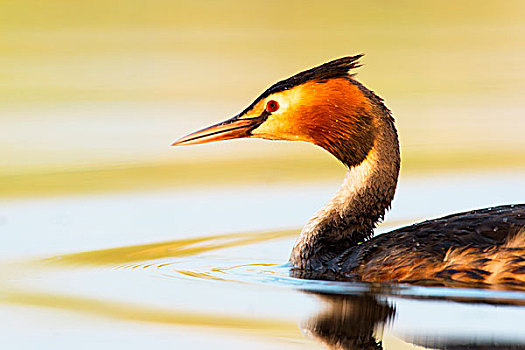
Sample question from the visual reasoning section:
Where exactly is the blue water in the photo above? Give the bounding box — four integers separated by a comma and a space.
0, 170, 524, 349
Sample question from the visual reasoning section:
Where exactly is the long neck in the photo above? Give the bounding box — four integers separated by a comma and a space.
290, 112, 400, 270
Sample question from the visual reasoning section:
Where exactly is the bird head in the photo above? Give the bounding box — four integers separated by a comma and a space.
173, 55, 384, 167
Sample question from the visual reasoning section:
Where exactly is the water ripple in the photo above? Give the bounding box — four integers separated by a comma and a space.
40, 228, 525, 305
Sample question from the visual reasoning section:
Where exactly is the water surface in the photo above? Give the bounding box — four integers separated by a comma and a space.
1, 171, 524, 349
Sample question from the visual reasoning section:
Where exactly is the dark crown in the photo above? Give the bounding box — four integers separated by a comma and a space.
238, 55, 363, 117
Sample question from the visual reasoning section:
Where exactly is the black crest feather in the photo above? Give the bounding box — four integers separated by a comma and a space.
238, 55, 363, 116
266, 54, 363, 94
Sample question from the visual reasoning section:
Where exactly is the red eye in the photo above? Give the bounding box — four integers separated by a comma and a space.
266, 100, 279, 113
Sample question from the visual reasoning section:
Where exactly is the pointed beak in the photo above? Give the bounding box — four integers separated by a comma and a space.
172, 113, 267, 146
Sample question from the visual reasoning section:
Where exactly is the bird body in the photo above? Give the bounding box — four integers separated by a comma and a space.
173, 56, 525, 290
292, 204, 525, 289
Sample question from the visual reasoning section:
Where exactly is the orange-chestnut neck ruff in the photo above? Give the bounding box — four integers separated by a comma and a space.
289, 78, 377, 167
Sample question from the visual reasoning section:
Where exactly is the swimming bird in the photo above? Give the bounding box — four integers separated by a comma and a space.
172, 56, 525, 290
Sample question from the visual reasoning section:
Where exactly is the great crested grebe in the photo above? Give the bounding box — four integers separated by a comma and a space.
173, 56, 525, 289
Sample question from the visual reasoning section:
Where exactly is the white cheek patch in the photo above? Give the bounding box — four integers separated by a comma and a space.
252, 86, 308, 139
266, 87, 304, 116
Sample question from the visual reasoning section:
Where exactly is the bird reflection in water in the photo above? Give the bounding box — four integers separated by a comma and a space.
302, 293, 394, 350
302, 292, 525, 350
